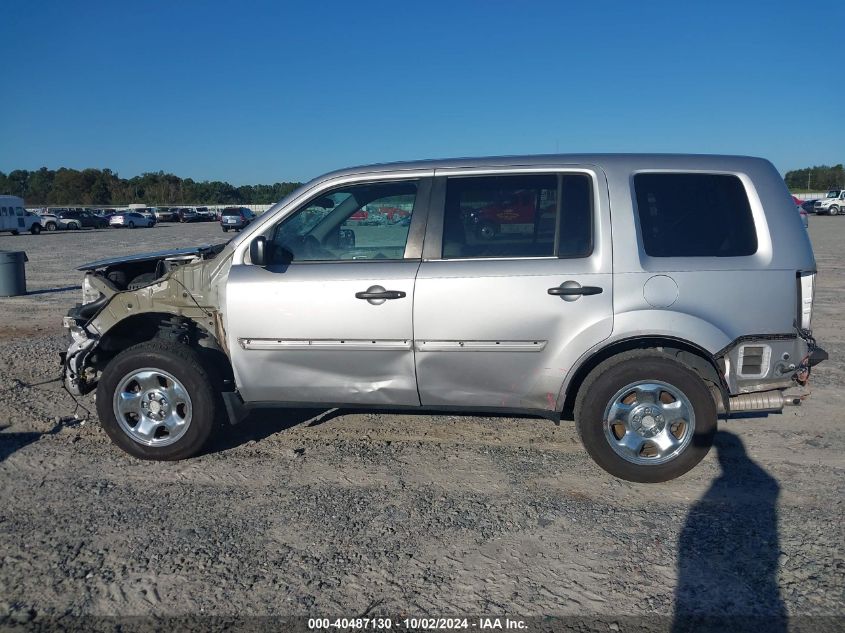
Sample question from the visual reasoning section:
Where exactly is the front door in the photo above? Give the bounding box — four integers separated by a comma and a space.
413, 168, 614, 412
226, 176, 430, 405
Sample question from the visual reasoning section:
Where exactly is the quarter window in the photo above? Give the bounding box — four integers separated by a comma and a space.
441, 174, 593, 259
269, 180, 418, 263
634, 173, 758, 257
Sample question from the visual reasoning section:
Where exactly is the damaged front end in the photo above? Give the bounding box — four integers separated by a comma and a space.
61, 244, 231, 396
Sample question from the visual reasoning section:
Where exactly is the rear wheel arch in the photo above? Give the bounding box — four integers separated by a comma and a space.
561, 336, 727, 419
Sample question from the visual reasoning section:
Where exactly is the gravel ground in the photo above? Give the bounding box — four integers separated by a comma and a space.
0, 219, 843, 627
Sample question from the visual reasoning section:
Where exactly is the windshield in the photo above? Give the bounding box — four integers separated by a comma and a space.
826, 190, 841, 198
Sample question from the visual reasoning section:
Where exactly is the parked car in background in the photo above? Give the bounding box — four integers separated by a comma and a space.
800, 199, 817, 214
127, 205, 157, 225
175, 207, 198, 223
195, 206, 215, 221
59, 209, 109, 229
154, 207, 178, 222
109, 212, 155, 228
0, 196, 44, 234
220, 206, 255, 231
36, 212, 61, 231
814, 190, 845, 215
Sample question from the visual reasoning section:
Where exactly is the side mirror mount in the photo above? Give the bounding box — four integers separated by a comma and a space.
250, 236, 267, 266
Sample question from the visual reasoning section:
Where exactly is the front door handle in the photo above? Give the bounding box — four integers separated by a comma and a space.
355, 285, 406, 305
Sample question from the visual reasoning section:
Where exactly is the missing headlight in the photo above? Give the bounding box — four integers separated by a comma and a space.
81, 275, 102, 305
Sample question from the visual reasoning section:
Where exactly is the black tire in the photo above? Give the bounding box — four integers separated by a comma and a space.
128, 221, 135, 229
574, 350, 717, 483
10, 230, 19, 235
30, 224, 41, 235
46, 221, 57, 231
830, 206, 840, 216
222, 227, 229, 232
96, 340, 218, 460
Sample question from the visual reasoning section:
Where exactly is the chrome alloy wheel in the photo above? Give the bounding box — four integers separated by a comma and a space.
112, 368, 193, 447
602, 380, 695, 465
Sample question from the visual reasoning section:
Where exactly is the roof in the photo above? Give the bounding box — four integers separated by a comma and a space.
307, 153, 771, 184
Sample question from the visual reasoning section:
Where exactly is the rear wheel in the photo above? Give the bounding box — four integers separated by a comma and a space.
575, 351, 717, 482
96, 341, 218, 460
10, 230, 19, 235
222, 227, 229, 232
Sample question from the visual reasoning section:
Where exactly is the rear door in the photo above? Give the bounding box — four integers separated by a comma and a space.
226, 174, 432, 404
413, 167, 613, 412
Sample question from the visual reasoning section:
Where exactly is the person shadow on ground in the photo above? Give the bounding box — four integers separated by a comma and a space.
673, 430, 786, 633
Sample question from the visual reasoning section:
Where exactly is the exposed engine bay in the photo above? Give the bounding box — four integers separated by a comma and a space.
63, 243, 231, 395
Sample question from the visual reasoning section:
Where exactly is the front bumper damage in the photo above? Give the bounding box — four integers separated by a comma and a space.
61, 316, 98, 396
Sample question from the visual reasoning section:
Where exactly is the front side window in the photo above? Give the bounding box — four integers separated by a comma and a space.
441, 174, 593, 259
634, 173, 757, 257
268, 180, 418, 263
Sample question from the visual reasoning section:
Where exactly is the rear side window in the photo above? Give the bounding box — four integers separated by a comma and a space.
634, 173, 757, 257
441, 174, 593, 259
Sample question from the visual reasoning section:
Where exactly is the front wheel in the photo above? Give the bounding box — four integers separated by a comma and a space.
575, 351, 717, 482
829, 206, 840, 216
128, 221, 135, 229
30, 224, 41, 235
46, 221, 57, 231
10, 230, 19, 235
96, 341, 219, 460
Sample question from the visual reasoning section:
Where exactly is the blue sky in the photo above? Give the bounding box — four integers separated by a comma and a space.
1, 0, 843, 185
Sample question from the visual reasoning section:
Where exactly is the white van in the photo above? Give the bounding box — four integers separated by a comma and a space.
0, 196, 43, 235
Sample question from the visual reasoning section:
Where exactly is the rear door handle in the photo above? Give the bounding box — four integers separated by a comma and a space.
356, 290, 406, 300
548, 284, 603, 296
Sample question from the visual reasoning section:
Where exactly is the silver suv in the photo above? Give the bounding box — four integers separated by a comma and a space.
61, 154, 826, 482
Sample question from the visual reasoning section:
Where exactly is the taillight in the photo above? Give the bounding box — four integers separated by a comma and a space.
798, 271, 816, 330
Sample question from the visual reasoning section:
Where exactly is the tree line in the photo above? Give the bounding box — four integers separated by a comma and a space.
784, 164, 845, 191
0, 167, 302, 206
3, 163, 843, 205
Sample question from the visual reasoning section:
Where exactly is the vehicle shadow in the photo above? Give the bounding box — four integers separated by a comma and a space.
26, 285, 81, 295
208, 407, 344, 453
208, 407, 544, 455
0, 418, 82, 463
673, 430, 785, 632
